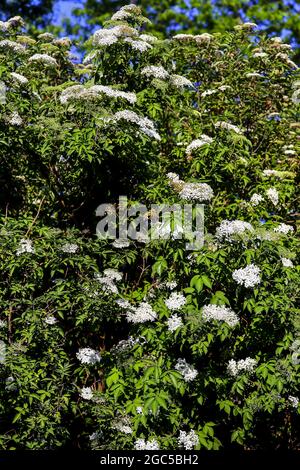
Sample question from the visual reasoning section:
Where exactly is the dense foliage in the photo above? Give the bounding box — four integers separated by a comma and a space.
0, 5, 299, 450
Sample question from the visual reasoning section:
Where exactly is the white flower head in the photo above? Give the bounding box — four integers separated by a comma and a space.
165, 292, 186, 310
134, 438, 160, 450
178, 182, 214, 201
76, 347, 101, 365
167, 314, 183, 332
126, 302, 157, 323
175, 358, 198, 382
232, 264, 261, 288
250, 193, 264, 206
216, 220, 253, 241
178, 430, 199, 450
202, 304, 239, 327
274, 223, 294, 235
186, 135, 213, 154
16, 238, 34, 255
80, 387, 93, 400
227, 358, 257, 376
266, 187, 279, 206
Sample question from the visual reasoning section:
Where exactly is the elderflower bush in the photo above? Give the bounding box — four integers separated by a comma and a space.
0, 6, 299, 450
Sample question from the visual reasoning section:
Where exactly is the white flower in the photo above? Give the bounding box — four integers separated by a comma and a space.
6, 111, 23, 126
16, 238, 34, 255
266, 187, 279, 206
10, 72, 28, 84
94, 269, 122, 294
165, 292, 186, 310
170, 74, 194, 88
126, 302, 157, 323
112, 239, 130, 248
28, 54, 58, 67
253, 52, 268, 58
60, 84, 136, 105
235, 22, 257, 31
216, 220, 253, 241
250, 193, 264, 206
178, 182, 214, 201
113, 110, 161, 140
202, 304, 239, 327
175, 358, 198, 382
61, 243, 78, 253
80, 387, 93, 400
201, 89, 217, 97
167, 314, 183, 332
136, 406, 143, 414
284, 149, 296, 155
116, 298, 131, 309
76, 347, 101, 365
227, 358, 257, 377
111, 416, 133, 434
134, 438, 160, 450
246, 72, 264, 78
166, 172, 181, 182
124, 37, 152, 52
0, 40, 26, 53
288, 396, 299, 408
274, 223, 294, 235
215, 121, 243, 134
103, 269, 123, 281
165, 281, 178, 290
141, 65, 169, 79
186, 135, 213, 154
44, 316, 57, 325
232, 264, 261, 288
92, 25, 138, 47
0, 320, 6, 328
281, 257, 294, 268
92, 85, 136, 104
178, 430, 199, 450
139, 34, 158, 43
218, 85, 232, 91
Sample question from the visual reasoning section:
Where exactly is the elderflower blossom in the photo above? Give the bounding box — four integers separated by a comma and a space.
288, 396, 299, 408
44, 316, 57, 325
246, 72, 264, 78
61, 243, 78, 253
124, 37, 152, 52
140, 34, 158, 43
227, 358, 257, 377
232, 264, 261, 288
93, 25, 138, 47
250, 193, 264, 206
126, 302, 157, 323
141, 65, 169, 79
94, 269, 122, 294
80, 387, 93, 400
202, 304, 239, 327
165, 292, 186, 310
0, 320, 6, 328
178, 182, 214, 201
170, 74, 194, 88
6, 111, 23, 126
111, 416, 133, 434
274, 223, 294, 234
178, 430, 199, 450
175, 358, 198, 382
134, 438, 160, 450
0, 40, 26, 53
215, 121, 243, 134
186, 135, 213, 154
167, 314, 183, 332
281, 257, 294, 268
28, 54, 58, 67
201, 89, 217, 97
113, 110, 161, 140
76, 347, 101, 365
16, 238, 34, 255
60, 84, 136, 105
216, 220, 253, 241
234, 22, 257, 31
266, 187, 279, 206
10, 72, 28, 85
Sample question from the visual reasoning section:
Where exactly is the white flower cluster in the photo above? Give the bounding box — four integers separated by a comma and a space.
281, 257, 294, 268
0, 16, 25, 31
16, 238, 34, 255
215, 121, 243, 134
274, 223, 294, 235
94, 269, 123, 294
113, 110, 161, 140
234, 22, 257, 31
0, 40, 26, 53
227, 358, 257, 377
111, 416, 133, 434
164, 281, 178, 290
11, 72, 28, 85
28, 54, 58, 67
126, 301, 157, 323
61, 243, 78, 253
186, 135, 213, 154
60, 84, 136, 105
175, 358, 198, 382
141, 65, 169, 80
167, 314, 183, 332
288, 396, 299, 408
44, 316, 57, 325
232, 264, 261, 288
290, 339, 300, 365
173, 33, 213, 44
170, 75, 194, 88
246, 72, 264, 78
202, 304, 239, 327
250, 193, 264, 206
216, 220, 253, 241
139, 34, 158, 43
201, 89, 218, 97
178, 430, 199, 450
165, 292, 186, 310
134, 438, 160, 450
124, 37, 152, 52
80, 387, 94, 400
6, 111, 23, 126
93, 25, 138, 47
112, 239, 130, 248
266, 187, 279, 206
76, 347, 101, 365
0, 320, 6, 328
179, 182, 214, 201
